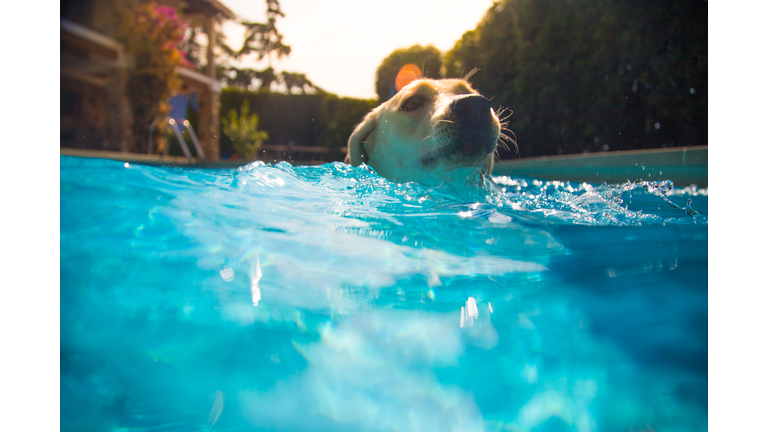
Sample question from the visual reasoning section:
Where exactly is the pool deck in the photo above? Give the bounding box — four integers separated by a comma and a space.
60, 148, 257, 169
61, 145, 707, 187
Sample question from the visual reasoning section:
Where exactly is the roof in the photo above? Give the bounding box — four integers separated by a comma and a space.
61, 18, 123, 60
176, 67, 222, 93
183, 0, 235, 19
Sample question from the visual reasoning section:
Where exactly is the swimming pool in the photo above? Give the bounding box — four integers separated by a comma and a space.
60, 155, 707, 432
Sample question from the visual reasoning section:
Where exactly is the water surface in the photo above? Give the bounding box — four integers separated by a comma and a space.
61, 156, 707, 432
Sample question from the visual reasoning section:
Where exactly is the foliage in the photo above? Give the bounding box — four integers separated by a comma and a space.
237, 0, 291, 64
254, 67, 278, 92
221, 101, 269, 159
115, 1, 189, 152
179, 24, 239, 80
375, 45, 442, 102
444, 0, 707, 158
280, 71, 315, 94
220, 89, 376, 156
224, 67, 318, 94
214, 0, 316, 94
225, 66, 261, 90
317, 96, 378, 149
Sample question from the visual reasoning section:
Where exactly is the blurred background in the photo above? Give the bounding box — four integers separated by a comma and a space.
60, 0, 707, 163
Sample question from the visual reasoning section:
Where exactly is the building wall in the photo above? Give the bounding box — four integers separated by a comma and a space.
61, 0, 118, 37
61, 76, 116, 151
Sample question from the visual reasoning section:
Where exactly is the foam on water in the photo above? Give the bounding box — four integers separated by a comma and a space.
60, 156, 707, 432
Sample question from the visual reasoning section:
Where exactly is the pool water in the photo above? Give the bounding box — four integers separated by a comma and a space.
60, 156, 707, 432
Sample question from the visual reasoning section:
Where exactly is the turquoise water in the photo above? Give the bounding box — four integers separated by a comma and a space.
60, 156, 707, 432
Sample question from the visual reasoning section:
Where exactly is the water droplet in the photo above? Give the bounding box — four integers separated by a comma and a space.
655, 122, 661, 129
690, 88, 695, 94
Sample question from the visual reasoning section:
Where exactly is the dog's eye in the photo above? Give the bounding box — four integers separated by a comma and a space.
400, 96, 424, 112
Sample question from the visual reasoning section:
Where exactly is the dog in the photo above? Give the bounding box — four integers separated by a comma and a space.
345, 77, 508, 187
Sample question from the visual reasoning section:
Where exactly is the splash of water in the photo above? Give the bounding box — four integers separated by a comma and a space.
492, 175, 706, 226
634, 179, 701, 218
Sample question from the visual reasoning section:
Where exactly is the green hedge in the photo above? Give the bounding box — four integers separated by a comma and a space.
219, 89, 377, 159
444, 0, 707, 159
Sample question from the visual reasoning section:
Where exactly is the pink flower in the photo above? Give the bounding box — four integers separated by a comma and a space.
153, 5, 188, 32
155, 6, 176, 19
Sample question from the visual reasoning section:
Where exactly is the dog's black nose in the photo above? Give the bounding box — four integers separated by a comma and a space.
450, 94, 491, 124
443, 94, 497, 160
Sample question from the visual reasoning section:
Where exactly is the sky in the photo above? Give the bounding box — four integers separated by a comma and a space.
219, 0, 495, 99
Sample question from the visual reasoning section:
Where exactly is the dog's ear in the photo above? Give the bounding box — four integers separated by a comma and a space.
347, 109, 379, 166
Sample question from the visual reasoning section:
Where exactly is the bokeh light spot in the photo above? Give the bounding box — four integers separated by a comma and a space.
395, 64, 423, 92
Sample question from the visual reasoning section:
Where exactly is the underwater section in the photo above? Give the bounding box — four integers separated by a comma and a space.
61, 156, 707, 432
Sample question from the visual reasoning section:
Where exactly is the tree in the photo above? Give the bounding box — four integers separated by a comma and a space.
375, 45, 442, 102
237, 0, 291, 65
220, 0, 320, 94
280, 71, 315, 94
227, 67, 260, 90
178, 20, 238, 79
254, 67, 279, 92
444, 0, 707, 158
444, 30, 483, 79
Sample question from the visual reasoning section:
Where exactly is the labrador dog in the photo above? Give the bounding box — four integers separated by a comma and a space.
345, 78, 507, 187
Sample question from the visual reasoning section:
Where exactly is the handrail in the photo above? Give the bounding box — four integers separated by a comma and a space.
181, 119, 206, 160
168, 119, 193, 161
148, 118, 206, 161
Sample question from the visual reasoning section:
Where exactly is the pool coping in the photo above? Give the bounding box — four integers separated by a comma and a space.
492, 146, 707, 187
60, 148, 257, 169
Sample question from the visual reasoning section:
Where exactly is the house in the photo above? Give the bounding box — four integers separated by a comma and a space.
60, 0, 234, 160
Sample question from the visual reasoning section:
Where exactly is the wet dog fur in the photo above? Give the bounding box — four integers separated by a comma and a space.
345, 78, 508, 186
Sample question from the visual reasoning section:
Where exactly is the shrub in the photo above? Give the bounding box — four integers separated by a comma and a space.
221, 101, 269, 160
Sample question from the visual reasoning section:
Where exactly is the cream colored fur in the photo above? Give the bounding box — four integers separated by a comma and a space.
345, 79, 501, 186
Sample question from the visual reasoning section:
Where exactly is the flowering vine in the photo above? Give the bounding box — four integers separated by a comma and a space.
116, 1, 191, 152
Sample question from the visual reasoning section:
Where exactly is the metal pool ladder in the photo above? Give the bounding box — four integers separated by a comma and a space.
148, 118, 206, 161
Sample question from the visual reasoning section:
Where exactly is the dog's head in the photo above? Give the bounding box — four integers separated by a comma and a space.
346, 78, 502, 186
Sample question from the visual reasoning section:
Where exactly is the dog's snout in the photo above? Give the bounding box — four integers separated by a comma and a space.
437, 94, 499, 162
451, 95, 491, 124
